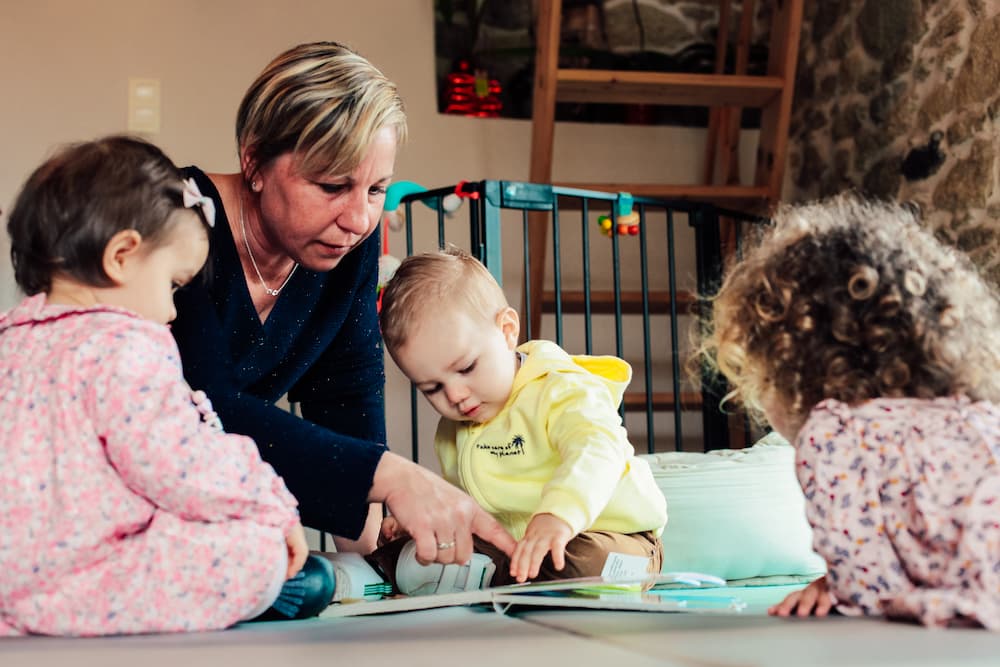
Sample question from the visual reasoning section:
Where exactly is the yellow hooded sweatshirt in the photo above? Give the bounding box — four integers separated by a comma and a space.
434, 340, 667, 540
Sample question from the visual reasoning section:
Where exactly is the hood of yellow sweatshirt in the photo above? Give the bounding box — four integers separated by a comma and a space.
513, 339, 631, 405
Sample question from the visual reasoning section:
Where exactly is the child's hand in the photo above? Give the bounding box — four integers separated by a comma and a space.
285, 522, 309, 580
768, 575, 835, 617
510, 513, 573, 583
378, 515, 408, 546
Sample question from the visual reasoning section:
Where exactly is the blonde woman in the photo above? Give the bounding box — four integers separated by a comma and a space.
172, 42, 514, 568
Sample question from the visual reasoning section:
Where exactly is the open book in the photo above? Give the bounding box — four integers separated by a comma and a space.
320, 571, 747, 618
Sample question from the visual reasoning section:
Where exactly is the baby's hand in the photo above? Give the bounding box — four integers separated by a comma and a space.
768, 575, 835, 617
285, 522, 309, 580
378, 515, 408, 545
510, 513, 573, 583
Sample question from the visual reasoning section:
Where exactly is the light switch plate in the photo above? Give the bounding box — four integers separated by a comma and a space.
128, 77, 161, 134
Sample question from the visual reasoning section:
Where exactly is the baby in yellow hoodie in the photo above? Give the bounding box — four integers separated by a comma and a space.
376, 246, 667, 589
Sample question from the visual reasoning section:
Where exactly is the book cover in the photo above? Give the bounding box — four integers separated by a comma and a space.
321, 572, 746, 618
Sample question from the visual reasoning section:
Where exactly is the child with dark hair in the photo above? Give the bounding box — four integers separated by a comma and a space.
701, 194, 1000, 629
0, 136, 334, 636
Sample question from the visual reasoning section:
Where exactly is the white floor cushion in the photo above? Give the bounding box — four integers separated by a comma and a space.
640, 433, 827, 581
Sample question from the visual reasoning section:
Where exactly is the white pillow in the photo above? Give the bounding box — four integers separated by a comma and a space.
640, 433, 827, 581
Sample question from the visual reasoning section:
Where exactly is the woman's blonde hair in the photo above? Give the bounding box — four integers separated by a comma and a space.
236, 41, 407, 179
699, 193, 1000, 426
379, 246, 509, 353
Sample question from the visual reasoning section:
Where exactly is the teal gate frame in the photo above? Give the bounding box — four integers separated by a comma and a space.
394, 180, 763, 458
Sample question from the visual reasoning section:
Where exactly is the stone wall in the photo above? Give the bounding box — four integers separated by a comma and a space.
788, 0, 1000, 284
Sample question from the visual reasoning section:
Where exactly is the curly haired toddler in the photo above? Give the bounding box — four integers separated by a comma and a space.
701, 194, 1000, 630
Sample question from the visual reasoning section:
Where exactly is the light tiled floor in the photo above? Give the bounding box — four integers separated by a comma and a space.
0, 607, 671, 667
3, 597, 999, 667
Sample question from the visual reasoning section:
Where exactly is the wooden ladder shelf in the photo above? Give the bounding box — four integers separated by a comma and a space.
527, 0, 803, 422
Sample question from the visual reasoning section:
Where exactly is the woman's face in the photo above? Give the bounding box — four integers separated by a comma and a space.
254, 126, 397, 272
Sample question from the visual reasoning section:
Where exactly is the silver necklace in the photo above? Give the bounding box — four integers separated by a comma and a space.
238, 191, 298, 297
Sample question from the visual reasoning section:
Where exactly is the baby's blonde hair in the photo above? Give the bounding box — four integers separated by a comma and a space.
379, 246, 509, 354
699, 193, 1000, 426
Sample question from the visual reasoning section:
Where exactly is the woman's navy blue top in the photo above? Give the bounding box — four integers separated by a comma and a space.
171, 167, 387, 538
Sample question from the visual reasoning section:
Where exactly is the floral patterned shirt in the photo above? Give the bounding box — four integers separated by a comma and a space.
0, 294, 298, 635
796, 397, 1000, 630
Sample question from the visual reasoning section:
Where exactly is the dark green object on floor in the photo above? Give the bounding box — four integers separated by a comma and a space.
251, 555, 336, 621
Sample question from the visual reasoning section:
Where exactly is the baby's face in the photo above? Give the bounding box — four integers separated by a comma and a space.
392, 306, 519, 423
115, 211, 208, 325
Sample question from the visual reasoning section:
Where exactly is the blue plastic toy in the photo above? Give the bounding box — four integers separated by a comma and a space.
383, 180, 463, 231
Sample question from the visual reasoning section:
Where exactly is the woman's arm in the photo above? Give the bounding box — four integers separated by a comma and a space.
286, 231, 386, 550
332, 503, 382, 554
369, 451, 517, 565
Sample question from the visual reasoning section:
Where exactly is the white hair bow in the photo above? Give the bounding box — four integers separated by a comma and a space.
181, 177, 216, 227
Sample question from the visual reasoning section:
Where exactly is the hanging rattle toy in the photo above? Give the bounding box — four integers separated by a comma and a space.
597, 191, 640, 237
381, 180, 464, 232
378, 180, 475, 310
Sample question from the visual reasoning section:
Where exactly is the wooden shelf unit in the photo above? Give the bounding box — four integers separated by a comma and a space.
554, 69, 785, 107
527, 0, 803, 432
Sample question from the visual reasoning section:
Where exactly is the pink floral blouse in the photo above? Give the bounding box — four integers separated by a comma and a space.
796, 397, 1000, 630
0, 294, 299, 636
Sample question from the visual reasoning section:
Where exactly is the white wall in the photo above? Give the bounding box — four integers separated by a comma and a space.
0, 0, 756, 467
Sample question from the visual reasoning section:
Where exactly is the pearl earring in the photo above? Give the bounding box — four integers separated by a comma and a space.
251, 179, 260, 192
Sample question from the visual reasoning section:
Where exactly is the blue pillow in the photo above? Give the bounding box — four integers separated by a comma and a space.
639, 434, 827, 581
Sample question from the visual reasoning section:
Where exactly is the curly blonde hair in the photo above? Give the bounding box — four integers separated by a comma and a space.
700, 194, 1000, 429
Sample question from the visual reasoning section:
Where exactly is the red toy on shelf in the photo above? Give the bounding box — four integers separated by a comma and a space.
442, 60, 502, 118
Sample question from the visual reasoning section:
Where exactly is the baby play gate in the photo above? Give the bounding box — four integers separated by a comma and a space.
383, 180, 764, 458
